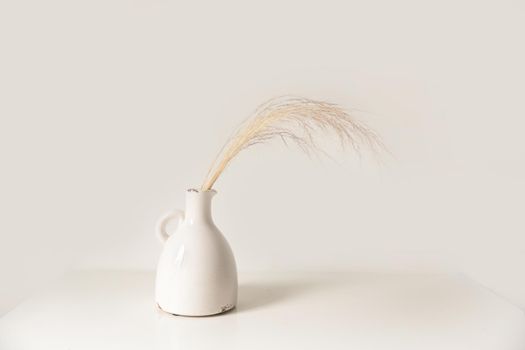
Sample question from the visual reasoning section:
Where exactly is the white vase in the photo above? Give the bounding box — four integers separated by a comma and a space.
155, 189, 238, 316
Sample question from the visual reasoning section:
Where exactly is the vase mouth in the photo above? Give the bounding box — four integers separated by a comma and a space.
187, 188, 217, 195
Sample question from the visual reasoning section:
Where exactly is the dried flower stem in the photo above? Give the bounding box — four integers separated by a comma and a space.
201, 96, 383, 191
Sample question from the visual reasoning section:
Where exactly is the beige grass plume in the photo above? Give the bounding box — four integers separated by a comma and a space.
201, 96, 383, 191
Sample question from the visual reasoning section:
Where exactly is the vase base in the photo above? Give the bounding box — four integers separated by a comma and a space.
156, 302, 236, 317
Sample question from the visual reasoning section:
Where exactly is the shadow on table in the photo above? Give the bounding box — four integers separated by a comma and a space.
236, 271, 490, 318
237, 279, 323, 312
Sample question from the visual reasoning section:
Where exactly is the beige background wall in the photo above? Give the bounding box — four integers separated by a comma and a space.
1, 0, 524, 314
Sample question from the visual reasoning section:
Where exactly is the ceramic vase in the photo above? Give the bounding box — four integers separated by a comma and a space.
155, 189, 238, 316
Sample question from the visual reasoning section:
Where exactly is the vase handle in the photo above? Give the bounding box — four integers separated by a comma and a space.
156, 210, 185, 243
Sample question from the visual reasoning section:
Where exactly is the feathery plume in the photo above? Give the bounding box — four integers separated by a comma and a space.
201, 96, 383, 191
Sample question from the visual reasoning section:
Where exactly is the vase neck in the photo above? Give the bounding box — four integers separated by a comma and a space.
184, 189, 216, 223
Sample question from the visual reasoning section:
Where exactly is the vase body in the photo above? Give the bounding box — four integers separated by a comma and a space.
155, 189, 237, 316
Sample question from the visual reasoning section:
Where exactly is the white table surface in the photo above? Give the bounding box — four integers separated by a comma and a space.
1, 270, 524, 350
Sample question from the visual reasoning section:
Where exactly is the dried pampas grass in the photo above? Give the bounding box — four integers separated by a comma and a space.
201, 96, 384, 191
